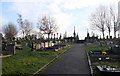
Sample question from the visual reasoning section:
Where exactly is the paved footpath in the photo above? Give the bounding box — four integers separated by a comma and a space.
43, 44, 90, 75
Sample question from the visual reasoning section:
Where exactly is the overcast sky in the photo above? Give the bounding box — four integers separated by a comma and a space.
0, 0, 120, 39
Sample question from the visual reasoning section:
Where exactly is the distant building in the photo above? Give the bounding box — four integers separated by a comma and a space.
64, 26, 79, 42
85, 30, 98, 43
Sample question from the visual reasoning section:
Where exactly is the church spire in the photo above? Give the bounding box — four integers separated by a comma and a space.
87, 29, 90, 37
73, 26, 76, 38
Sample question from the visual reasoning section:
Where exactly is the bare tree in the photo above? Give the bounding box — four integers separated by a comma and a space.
109, 5, 118, 38
24, 20, 33, 36
17, 14, 33, 38
3, 23, 18, 40
90, 5, 107, 38
105, 8, 112, 38
17, 14, 24, 37
37, 15, 58, 46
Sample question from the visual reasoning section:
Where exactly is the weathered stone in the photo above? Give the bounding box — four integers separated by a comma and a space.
6, 43, 16, 55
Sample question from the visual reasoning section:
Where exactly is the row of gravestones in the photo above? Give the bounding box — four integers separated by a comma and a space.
31, 41, 64, 51
2, 42, 26, 55
2, 40, 65, 55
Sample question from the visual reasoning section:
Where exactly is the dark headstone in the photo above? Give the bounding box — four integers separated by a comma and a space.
6, 43, 16, 55
31, 42, 36, 51
112, 45, 120, 55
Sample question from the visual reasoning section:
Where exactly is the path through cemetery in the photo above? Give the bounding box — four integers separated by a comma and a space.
43, 44, 90, 75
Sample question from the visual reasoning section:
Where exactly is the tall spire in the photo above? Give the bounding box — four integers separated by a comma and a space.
87, 29, 89, 37
73, 26, 76, 38
76, 33, 79, 40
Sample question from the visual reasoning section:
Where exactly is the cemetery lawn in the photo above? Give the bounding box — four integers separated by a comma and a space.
2, 42, 74, 75
85, 44, 108, 52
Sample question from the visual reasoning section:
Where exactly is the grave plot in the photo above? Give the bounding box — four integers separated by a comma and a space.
86, 43, 120, 76
6, 43, 16, 55
1, 43, 16, 58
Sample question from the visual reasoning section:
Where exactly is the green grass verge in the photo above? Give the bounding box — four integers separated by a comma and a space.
85, 44, 108, 52
2, 42, 74, 75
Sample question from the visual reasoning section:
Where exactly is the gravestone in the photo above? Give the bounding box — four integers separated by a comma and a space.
36, 43, 41, 50
49, 42, 52, 47
45, 42, 48, 48
28, 42, 32, 48
6, 43, 16, 55
52, 43, 54, 46
41, 43, 44, 48
112, 45, 120, 55
31, 42, 36, 51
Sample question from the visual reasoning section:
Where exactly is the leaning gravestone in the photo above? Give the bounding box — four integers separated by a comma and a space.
6, 43, 16, 55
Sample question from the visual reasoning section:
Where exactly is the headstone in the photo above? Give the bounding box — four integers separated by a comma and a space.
113, 45, 120, 55
2, 42, 6, 51
45, 42, 48, 47
52, 43, 54, 46
59, 41, 61, 44
41, 43, 44, 48
36, 43, 41, 50
49, 42, 52, 47
31, 42, 36, 51
6, 43, 16, 55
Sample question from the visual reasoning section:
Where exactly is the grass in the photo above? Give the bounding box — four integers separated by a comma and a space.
85, 44, 108, 52
2, 42, 74, 75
